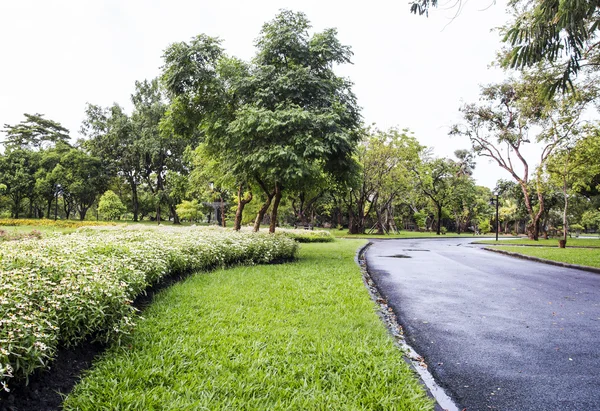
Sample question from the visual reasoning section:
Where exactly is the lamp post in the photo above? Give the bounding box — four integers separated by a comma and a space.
54, 184, 62, 221
489, 191, 499, 241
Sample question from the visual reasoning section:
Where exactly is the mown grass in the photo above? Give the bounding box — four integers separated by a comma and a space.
476, 238, 600, 248
64, 240, 434, 411
490, 246, 600, 268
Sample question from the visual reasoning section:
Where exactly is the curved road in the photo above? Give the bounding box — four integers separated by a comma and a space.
365, 238, 600, 411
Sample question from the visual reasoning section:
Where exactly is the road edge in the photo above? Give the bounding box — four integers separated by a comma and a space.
482, 247, 600, 275
355, 242, 460, 411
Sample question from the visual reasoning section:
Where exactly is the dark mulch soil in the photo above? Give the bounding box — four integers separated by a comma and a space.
0, 342, 105, 411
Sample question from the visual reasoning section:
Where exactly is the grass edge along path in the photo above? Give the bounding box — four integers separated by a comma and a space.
64, 240, 434, 411
486, 246, 600, 270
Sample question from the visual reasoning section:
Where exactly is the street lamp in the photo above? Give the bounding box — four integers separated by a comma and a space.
54, 184, 62, 221
489, 191, 499, 241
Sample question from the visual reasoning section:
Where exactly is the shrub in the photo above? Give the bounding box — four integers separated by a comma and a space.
97, 190, 127, 220
0, 227, 297, 389
275, 228, 334, 243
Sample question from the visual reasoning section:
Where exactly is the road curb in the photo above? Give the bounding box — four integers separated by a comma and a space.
483, 247, 600, 275
357, 243, 460, 411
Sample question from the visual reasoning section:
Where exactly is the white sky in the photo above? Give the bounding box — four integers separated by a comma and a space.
0, 0, 532, 189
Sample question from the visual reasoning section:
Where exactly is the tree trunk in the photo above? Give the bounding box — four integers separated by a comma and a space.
269, 183, 283, 233
562, 176, 569, 247
234, 185, 252, 231
253, 193, 274, 232
131, 181, 139, 222
169, 203, 180, 225
47, 198, 53, 219
79, 207, 88, 221
436, 204, 442, 235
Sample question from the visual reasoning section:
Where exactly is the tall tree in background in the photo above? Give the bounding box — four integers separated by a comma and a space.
2, 113, 71, 150
81, 103, 144, 221
451, 74, 592, 239
346, 128, 424, 234
413, 158, 460, 235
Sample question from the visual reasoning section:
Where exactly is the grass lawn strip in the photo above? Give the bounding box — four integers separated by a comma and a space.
475, 238, 600, 248
488, 246, 600, 269
64, 241, 434, 411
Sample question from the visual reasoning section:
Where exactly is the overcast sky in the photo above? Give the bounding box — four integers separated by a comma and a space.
0, 0, 529, 189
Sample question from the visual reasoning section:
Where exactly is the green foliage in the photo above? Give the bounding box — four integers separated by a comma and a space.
277, 228, 334, 243
0, 227, 297, 388
63, 241, 433, 410
413, 211, 427, 230
581, 209, 600, 230
501, 0, 600, 94
175, 200, 202, 222
2, 113, 70, 150
478, 218, 492, 234
98, 190, 127, 220
162, 10, 361, 232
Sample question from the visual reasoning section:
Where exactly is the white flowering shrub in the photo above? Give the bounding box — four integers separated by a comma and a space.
275, 228, 334, 243
0, 227, 297, 389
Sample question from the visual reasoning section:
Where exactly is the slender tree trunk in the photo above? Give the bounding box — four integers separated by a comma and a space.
234, 185, 252, 231
562, 174, 569, 247
47, 198, 53, 219
130, 181, 139, 222
269, 183, 282, 233
254, 193, 274, 232
169, 203, 180, 225
436, 204, 442, 235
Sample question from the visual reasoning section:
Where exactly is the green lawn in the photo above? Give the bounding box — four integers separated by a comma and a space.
476, 238, 600, 248
63, 240, 433, 411
489, 245, 600, 268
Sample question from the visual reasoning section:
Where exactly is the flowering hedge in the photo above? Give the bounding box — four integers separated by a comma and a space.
0, 227, 297, 390
276, 228, 334, 243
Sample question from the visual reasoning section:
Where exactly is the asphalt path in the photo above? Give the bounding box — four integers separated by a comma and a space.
365, 238, 600, 411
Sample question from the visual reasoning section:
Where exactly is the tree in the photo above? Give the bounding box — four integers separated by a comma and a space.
2, 113, 71, 150
133, 79, 193, 224
162, 11, 361, 233
409, 0, 600, 94
0, 149, 38, 218
501, 0, 600, 93
81, 103, 144, 221
346, 128, 424, 234
413, 158, 461, 235
176, 200, 202, 222
60, 148, 108, 220
98, 190, 126, 220
545, 130, 600, 245
451, 74, 592, 239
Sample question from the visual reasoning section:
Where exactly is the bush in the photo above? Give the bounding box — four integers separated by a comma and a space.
0, 227, 298, 389
478, 219, 492, 234
276, 228, 334, 243
98, 190, 126, 220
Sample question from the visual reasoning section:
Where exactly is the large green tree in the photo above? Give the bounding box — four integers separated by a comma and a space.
162, 11, 361, 233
